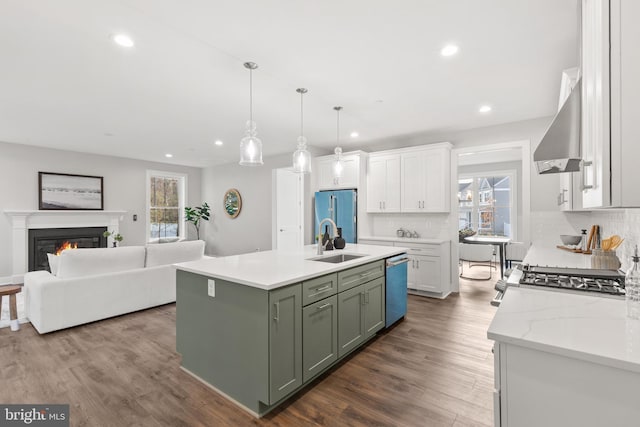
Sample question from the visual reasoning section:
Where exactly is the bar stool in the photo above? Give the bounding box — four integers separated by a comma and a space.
0, 285, 22, 331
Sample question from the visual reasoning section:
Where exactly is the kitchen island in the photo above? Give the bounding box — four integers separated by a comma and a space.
174, 244, 406, 417
488, 243, 640, 426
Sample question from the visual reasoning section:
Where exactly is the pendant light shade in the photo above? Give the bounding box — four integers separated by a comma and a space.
292, 88, 312, 174
333, 106, 344, 178
239, 62, 263, 166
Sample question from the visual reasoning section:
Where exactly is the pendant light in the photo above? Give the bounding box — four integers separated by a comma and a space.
239, 62, 263, 166
292, 88, 312, 174
333, 106, 344, 178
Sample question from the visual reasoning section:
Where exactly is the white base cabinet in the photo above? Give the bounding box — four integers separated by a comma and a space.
359, 239, 451, 298
493, 341, 640, 427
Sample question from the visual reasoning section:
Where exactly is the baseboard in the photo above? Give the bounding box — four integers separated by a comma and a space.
0, 276, 13, 286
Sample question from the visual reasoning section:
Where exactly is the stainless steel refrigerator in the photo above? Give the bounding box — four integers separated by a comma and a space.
314, 190, 357, 243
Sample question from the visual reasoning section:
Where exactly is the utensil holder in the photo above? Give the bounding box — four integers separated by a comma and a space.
591, 249, 622, 270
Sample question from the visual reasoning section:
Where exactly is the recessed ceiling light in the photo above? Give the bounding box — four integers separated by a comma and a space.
440, 44, 459, 57
214, 140, 224, 146
350, 132, 359, 138
479, 105, 492, 113
112, 34, 134, 48
165, 153, 173, 158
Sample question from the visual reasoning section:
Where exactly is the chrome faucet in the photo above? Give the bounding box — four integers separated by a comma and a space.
317, 218, 338, 255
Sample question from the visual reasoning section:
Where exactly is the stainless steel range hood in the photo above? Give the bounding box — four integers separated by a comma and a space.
533, 78, 582, 174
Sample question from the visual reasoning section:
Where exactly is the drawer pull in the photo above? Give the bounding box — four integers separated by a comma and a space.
317, 303, 332, 310
313, 285, 332, 295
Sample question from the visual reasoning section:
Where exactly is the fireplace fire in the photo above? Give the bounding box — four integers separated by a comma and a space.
55, 241, 78, 255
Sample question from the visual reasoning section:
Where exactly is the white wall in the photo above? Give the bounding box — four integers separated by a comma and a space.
0, 141, 202, 282
201, 153, 313, 256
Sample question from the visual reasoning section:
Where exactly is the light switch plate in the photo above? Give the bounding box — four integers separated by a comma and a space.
207, 279, 215, 297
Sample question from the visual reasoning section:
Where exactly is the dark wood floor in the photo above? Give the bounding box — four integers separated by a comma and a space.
0, 272, 497, 427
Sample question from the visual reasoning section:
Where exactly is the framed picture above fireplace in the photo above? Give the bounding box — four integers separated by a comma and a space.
39, 172, 104, 210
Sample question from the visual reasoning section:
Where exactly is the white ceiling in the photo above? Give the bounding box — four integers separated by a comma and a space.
0, 0, 578, 167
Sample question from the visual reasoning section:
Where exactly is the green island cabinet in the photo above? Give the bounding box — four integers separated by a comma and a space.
176, 259, 386, 417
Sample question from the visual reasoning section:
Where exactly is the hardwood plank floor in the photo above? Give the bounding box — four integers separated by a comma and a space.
0, 272, 498, 426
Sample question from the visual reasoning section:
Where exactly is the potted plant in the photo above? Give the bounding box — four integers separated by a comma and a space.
185, 202, 210, 240
103, 230, 124, 247
458, 227, 476, 243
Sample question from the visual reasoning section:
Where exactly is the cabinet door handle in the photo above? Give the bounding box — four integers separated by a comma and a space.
315, 285, 332, 293
383, 201, 386, 209
416, 260, 419, 268
558, 189, 568, 206
366, 292, 370, 304
582, 160, 594, 190
317, 302, 332, 310
379, 201, 382, 209
412, 259, 415, 268
360, 292, 366, 305
273, 302, 280, 322
360, 271, 375, 279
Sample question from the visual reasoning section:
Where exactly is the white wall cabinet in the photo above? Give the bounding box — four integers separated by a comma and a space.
366, 154, 401, 213
581, 0, 640, 208
401, 147, 450, 213
317, 154, 360, 190
367, 143, 451, 214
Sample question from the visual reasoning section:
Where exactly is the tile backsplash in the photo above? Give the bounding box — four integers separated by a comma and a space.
368, 213, 451, 240
532, 209, 640, 272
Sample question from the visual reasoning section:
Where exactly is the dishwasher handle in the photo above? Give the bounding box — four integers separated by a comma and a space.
386, 257, 410, 267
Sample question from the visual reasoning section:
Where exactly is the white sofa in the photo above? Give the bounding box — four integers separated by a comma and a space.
24, 240, 206, 334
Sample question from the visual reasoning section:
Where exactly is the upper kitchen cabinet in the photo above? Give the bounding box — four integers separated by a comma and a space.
367, 143, 451, 213
581, 0, 640, 208
401, 145, 451, 213
316, 151, 366, 190
366, 153, 401, 213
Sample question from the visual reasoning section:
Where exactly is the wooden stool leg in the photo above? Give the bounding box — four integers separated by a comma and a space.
9, 293, 19, 331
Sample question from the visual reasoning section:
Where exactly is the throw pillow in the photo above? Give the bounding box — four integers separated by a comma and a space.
47, 253, 59, 276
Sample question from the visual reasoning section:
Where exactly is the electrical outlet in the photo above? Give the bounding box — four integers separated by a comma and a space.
207, 279, 215, 297
133, 214, 138, 221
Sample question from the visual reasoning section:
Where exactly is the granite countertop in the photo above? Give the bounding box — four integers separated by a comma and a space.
488, 286, 640, 373
174, 244, 406, 290
359, 235, 450, 245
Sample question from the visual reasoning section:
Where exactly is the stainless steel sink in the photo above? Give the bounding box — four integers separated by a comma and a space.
309, 253, 366, 263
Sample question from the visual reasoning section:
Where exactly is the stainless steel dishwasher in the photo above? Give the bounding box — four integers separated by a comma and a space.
386, 254, 409, 327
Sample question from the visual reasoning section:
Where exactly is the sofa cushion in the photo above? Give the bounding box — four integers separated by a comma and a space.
145, 240, 205, 267
57, 246, 146, 279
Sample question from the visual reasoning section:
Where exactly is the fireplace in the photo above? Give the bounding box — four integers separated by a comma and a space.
28, 227, 108, 272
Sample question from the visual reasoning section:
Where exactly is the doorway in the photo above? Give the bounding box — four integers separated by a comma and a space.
272, 168, 304, 250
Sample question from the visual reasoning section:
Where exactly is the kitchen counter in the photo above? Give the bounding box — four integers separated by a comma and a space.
174, 243, 406, 290
359, 235, 449, 244
489, 286, 640, 374
521, 243, 591, 269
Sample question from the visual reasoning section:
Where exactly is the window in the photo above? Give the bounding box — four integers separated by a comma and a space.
458, 171, 516, 239
146, 171, 187, 242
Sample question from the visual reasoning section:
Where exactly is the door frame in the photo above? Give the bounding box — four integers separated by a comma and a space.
451, 140, 531, 292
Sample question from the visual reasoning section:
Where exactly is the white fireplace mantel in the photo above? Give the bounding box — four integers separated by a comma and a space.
4, 210, 126, 283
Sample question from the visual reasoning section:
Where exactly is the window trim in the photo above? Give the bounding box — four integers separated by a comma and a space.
146, 170, 188, 243
458, 169, 517, 240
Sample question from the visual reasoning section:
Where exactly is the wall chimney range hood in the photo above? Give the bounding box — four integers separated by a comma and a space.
533, 78, 582, 174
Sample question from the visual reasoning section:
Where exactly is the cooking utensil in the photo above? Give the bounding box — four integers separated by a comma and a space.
586, 225, 596, 251
611, 237, 625, 251
396, 228, 405, 237
602, 238, 612, 251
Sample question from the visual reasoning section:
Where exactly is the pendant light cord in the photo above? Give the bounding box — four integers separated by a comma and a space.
249, 68, 253, 123
300, 90, 304, 137
336, 108, 340, 145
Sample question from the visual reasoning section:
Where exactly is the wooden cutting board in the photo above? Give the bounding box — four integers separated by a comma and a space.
556, 245, 592, 255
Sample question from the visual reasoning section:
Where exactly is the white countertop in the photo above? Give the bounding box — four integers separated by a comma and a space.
488, 287, 640, 373
359, 235, 449, 245
522, 243, 592, 269
174, 244, 406, 290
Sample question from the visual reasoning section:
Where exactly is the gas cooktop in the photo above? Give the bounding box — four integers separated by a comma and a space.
518, 265, 626, 296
